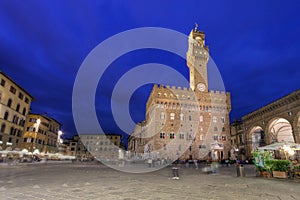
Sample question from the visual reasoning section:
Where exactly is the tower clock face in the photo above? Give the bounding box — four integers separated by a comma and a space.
197, 83, 206, 92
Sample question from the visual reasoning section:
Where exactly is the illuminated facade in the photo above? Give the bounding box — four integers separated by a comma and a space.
128, 26, 231, 161
21, 114, 61, 153
242, 89, 300, 159
0, 71, 33, 150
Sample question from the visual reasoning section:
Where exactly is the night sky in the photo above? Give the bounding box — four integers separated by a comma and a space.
0, 1, 299, 139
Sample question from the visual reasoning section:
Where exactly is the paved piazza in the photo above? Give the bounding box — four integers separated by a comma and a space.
0, 162, 299, 200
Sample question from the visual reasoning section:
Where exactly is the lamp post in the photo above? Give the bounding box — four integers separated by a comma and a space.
57, 130, 64, 154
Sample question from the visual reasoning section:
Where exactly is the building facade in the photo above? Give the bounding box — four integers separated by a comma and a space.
242, 89, 300, 159
79, 134, 122, 160
66, 135, 89, 158
0, 71, 33, 150
128, 26, 231, 161
21, 114, 61, 153
230, 120, 246, 160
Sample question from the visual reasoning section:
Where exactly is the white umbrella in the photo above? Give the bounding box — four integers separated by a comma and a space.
21, 149, 29, 153
257, 141, 300, 151
33, 149, 40, 155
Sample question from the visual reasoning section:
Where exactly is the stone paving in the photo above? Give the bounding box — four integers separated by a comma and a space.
0, 162, 299, 200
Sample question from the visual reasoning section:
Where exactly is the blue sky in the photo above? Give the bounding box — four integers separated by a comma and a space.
0, 1, 299, 138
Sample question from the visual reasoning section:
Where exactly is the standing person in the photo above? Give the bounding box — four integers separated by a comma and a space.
194, 159, 198, 170
172, 161, 180, 180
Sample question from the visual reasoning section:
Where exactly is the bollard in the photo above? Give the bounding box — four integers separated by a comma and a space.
236, 165, 240, 177
239, 164, 245, 177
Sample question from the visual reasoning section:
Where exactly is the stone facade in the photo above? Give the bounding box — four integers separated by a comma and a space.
230, 120, 246, 160
0, 71, 33, 150
79, 134, 122, 160
128, 26, 231, 161
242, 89, 300, 159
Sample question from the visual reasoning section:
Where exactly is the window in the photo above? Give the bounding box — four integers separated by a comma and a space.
160, 112, 165, 120
221, 117, 225, 123
200, 115, 203, 122
12, 115, 18, 124
4, 111, 9, 120
179, 133, 184, 139
222, 136, 226, 141
160, 132, 165, 139
22, 108, 26, 115
1, 123, 6, 133
25, 97, 29, 104
200, 134, 204, 141
17, 130, 22, 137
0, 79, 5, 87
10, 86, 16, 94
16, 104, 20, 112
213, 135, 218, 141
7, 99, 12, 107
189, 116, 192, 121
222, 127, 225, 132
170, 113, 175, 120
180, 114, 184, 121
8, 137, 12, 142
18, 92, 24, 100
170, 133, 175, 139
213, 116, 217, 123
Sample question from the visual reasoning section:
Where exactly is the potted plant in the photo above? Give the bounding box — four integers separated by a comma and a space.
271, 159, 290, 178
253, 150, 272, 178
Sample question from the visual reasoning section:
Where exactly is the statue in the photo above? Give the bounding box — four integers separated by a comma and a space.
194, 23, 199, 31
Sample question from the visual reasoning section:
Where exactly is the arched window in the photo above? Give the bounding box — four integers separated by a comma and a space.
170, 113, 175, 120
16, 104, 20, 112
180, 113, 184, 121
160, 112, 165, 120
4, 111, 9, 120
1, 123, 6, 133
200, 115, 203, 122
22, 108, 26, 115
7, 99, 12, 107
213, 116, 217, 123
13, 115, 18, 124
10, 127, 14, 135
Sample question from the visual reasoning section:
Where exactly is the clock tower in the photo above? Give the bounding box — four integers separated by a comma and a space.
186, 24, 209, 92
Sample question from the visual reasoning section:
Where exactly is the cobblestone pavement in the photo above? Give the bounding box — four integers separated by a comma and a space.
0, 162, 299, 200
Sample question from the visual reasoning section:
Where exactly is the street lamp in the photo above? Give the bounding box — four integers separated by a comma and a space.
57, 130, 63, 144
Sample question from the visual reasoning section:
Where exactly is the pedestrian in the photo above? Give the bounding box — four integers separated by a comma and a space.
194, 159, 198, 169
172, 161, 180, 180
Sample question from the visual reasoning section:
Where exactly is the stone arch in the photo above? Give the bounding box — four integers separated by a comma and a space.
249, 126, 264, 152
266, 117, 294, 143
